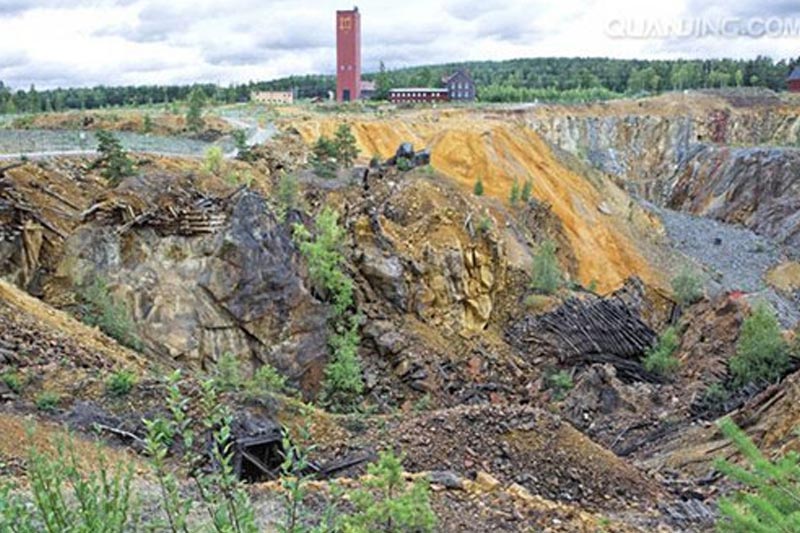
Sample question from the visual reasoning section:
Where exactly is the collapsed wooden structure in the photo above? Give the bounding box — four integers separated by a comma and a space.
508, 289, 661, 382
81, 180, 246, 237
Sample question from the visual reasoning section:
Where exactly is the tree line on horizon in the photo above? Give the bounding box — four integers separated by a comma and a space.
1, 55, 798, 113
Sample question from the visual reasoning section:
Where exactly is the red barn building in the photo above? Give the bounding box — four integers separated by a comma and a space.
788, 67, 800, 93
336, 7, 361, 102
388, 88, 449, 104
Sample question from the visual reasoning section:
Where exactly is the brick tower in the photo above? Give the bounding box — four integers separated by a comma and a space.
336, 7, 361, 102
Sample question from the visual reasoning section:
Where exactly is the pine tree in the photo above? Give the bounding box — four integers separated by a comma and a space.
715, 417, 800, 532
510, 179, 520, 206
333, 123, 359, 168
375, 60, 391, 100
310, 135, 338, 178
530, 239, 563, 294
473, 177, 484, 196
95, 130, 134, 185
185, 88, 205, 133
521, 179, 533, 203
339, 451, 437, 532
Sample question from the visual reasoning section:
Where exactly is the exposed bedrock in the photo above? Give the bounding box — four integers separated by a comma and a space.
53, 190, 329, 387
526, 103, 800, 248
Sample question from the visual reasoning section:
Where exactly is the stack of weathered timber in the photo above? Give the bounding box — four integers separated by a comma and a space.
507, 287, 660, 382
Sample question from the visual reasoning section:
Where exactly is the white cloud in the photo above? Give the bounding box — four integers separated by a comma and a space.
0, 0, 797, 89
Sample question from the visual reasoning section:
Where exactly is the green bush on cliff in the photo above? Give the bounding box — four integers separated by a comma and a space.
79, 277, 142, 351
509, 179, 520, 206
473, 177, 484, 196
671, 266, 704, 306
293, 208, 364, 411
521, 179, 533, 203
643, 326, 681, 376
106, 369, 137, 396
202, 145, 224, 175
530, 240, 563, 295
276, 172, 299, 221
730, 302, 789, 388
310, 135, 338, 178
293, 207, 353, 315
320, 315, 364, 413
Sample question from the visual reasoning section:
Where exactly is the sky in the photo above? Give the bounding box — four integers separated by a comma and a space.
0, 0, 798, 89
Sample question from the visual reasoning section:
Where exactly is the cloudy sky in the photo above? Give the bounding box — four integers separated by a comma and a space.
0, 0, 798, 89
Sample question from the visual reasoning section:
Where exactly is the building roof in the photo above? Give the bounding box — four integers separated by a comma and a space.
788, 66, 800, 81
389, 88, 449, 93
360, 80, 376, 90
442, 69, 473, 84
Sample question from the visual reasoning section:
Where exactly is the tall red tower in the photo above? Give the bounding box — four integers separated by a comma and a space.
336, 7, 361, 102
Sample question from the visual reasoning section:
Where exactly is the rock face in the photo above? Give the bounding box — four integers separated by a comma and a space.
54, 190, 328, 387
667, 146, 800, 250
525, 93, 800, 250
352, 176, 509, 337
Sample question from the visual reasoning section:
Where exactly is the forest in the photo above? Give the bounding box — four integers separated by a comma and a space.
1, 55, 798, 112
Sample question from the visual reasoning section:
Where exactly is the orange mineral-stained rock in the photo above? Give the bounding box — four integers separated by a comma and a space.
289, 110, 659, 293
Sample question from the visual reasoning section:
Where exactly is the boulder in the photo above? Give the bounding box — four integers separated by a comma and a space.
359, 247, 407, 310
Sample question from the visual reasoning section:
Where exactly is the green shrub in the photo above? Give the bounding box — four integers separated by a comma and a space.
715, 417, 800, 532
521, 179, 533, 202
292, 208, 353, 315
338, 451, 437, 532
95, 130, 134, 185
142, 114, 153, 134
35, 391, 60, 412
643, 326, 681, 376
321, 317, 364, 413
246, 363, 287, 398
509, 179, 520, 206
143, 370, 258, 532
185, 88, 205, 132
310, 135, 338, 178
232, 129, 254, 161
703, 382, 731, 405
473, 177, 484, 196
0, 440, 135, 532
729, 302, 790, 388
547, 370, 573, 400
80, 277, 143, 351
276, 172, 299, 221
396, 156, 413, 172
278, 428, 312, 533
333, 123, 359, 168
214, 351, 243, 392
671, 266, 704, 306
106, 369, 137, 396
477, 215, 492, 234
1, 371, 21, 393
294, 209, 364, 412
530, 239, 563, 295
203, 145, 224, 175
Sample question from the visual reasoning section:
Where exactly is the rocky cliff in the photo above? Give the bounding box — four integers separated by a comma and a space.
524, 91, 800, 249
